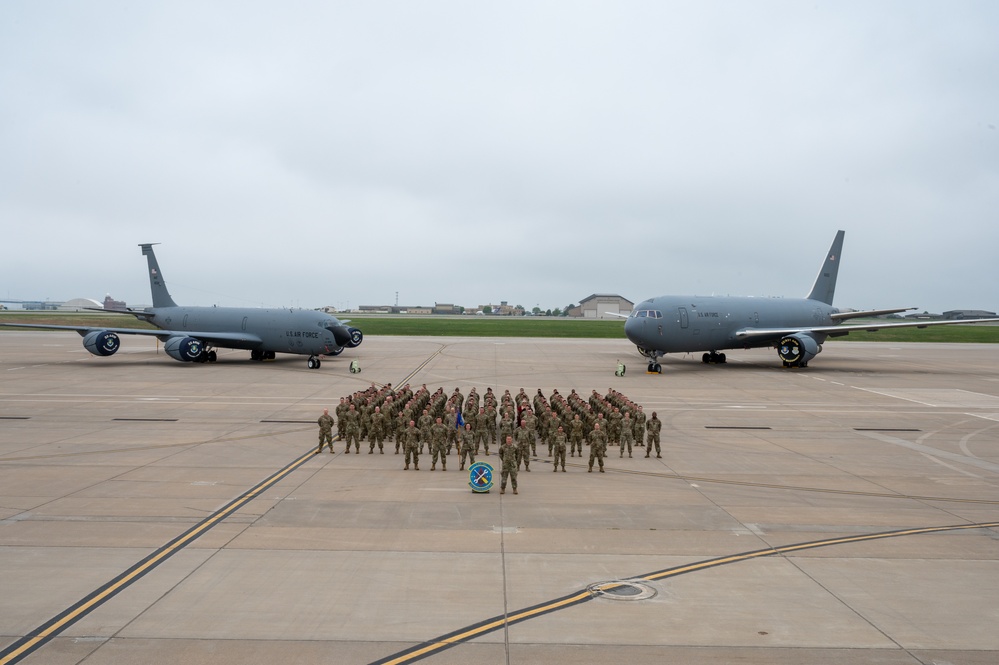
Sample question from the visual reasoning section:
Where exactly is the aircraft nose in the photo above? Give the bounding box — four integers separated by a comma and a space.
624, 315, 640, 343
328, 325, 352, 347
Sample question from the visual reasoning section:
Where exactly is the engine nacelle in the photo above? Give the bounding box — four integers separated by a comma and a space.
346, 327, 363, 348
164, 336, 206, 362
777, 333, 820, 367
83, 330, 121, 357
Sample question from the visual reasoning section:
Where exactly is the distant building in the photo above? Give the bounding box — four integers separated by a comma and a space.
103, 294, 126, 311
433, 303, 460, 315
479, 301, 523, 316
62, 298, 103, 311
943, 309, 997, 320
577, 294, 634, 319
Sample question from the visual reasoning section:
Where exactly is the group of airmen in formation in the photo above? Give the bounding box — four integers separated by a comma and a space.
317, 384, 664, 495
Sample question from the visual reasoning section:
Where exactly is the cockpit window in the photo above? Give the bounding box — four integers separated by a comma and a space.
631, 310, 662, 319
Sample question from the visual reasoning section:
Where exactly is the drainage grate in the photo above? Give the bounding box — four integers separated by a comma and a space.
587, 580, 657, 601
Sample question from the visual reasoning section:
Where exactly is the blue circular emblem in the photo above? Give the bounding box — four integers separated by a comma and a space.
468, 461, 494, 493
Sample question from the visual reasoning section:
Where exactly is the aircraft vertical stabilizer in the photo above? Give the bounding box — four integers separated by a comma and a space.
806, 230, 845, 305
139, 244, 177, 308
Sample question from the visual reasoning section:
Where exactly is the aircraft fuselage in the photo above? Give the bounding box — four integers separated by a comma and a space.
143, 306, 349, 356
625, 295, 837, 355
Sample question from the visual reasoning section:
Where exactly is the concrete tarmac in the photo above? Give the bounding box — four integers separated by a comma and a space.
1, 330, 998, 664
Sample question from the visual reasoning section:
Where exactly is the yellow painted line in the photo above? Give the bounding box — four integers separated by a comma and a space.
372, 521, 999, 664
0, 448, 318, 665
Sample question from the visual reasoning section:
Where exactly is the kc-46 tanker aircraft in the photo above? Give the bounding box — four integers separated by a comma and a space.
8, 244, 362, 369
624, 230, 997, 372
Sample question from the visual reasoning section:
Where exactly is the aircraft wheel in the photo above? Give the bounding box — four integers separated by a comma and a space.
308, 356, 319, 369
250, 349, 262, 361
718, 353, 726, 363
207, 350, 217, 362
653, 363, 662, 374
702, 353, 710, 364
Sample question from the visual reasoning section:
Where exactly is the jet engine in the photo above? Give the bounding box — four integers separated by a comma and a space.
82, 330, 121, 357
164, 336, 206, 362
777, 333, 821, 368
346, 327, 363, 348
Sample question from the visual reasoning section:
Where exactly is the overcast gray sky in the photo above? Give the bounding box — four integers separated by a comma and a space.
2, 1, 997, 313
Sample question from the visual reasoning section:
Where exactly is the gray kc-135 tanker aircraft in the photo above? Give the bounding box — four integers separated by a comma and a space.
8, 244, 362, 369
624, 230, 997, 372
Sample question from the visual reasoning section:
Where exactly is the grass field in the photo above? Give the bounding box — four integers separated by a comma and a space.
1, 311, 997, 343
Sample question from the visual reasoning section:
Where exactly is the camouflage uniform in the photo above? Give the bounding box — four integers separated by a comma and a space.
588, 425, 608, 472
645, 416, 662, 458
430, 420, 448, 470
369, 408, 386, 453
418, 411, 433, 454
343, 406, 361, 453
485, 404, 498, 443
607, 408, 623, 447
498, 436, 519, 494
619, 413, 634, 457
474, 409, 490, 455
522, 411, 538, 455
514, 423, 534, 471
459, 425, 476, 470
403, 422, 420, 470
335, 399, 348, 439
317, 411, 335, 454
552, 429, 567, 472
498, 415, 515, 451
568, 417, 585, 457
633, 407, 647, 447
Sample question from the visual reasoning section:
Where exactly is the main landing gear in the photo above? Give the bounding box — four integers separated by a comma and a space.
250, 350, 276, 362
702, 351, 727, 364
307, 355, 322, 369
647, 362, 662, 374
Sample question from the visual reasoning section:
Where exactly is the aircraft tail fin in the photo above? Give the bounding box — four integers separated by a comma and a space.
806, 230, 845, 305
139, 244, 177, 308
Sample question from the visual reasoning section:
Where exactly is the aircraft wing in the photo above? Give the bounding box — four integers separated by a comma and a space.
735, 317, 999, 340
2, 323, 263, 346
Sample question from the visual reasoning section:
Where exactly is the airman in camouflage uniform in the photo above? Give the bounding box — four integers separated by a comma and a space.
403, 420, 420, 470
522, 408, 538, 455
607, 407, 623, 449
485, 403, 498, 444
552, 426, 567, 472
317, 408, 335, 454
474, 407, 491, 455
430, 417, 448, 471
568, 414, 585, 457
335, 397, 348, 439
343, 404, 361, 454
418, 409, 433, 454
588, 422, 608, 473
619, 412, 634, 458
633, 405, 646, 448
514, 420, 534, 472
645, 412, 662, 458
499, 435, 519, 495
459, 423, 476, 471
498, 412, 515, 451
369, 405, 386, 454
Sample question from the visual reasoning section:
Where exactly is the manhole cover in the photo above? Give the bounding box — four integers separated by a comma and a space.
587, 580, 657, 601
